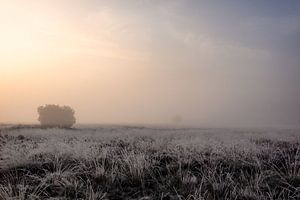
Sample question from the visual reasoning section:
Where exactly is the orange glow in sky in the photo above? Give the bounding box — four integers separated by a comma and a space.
1, 0, 300, 127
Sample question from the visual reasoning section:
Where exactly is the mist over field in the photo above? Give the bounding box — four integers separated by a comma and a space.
1, 0, 300, 128
1, 0, 300, 199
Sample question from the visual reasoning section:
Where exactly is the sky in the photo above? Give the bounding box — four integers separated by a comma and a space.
0, 0, 300, 127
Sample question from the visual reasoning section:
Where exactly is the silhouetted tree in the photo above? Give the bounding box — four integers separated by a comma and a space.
38, 104, 76, 128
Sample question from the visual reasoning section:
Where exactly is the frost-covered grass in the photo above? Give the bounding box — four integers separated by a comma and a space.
0, 125, 299, 199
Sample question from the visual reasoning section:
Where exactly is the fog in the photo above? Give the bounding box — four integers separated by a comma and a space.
0, 0, 300, 127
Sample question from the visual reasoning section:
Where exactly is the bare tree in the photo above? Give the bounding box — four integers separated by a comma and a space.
37, 104, 76, 128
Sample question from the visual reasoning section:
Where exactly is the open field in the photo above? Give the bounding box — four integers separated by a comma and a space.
0, 125, 299, 200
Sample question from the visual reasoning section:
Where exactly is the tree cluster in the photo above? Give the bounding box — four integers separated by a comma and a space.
38, 104, 76, 128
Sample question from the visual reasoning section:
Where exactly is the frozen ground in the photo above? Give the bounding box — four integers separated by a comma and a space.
0, 125, 299, 199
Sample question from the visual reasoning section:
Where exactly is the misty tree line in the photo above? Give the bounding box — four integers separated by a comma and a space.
37, 104, 182, 128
